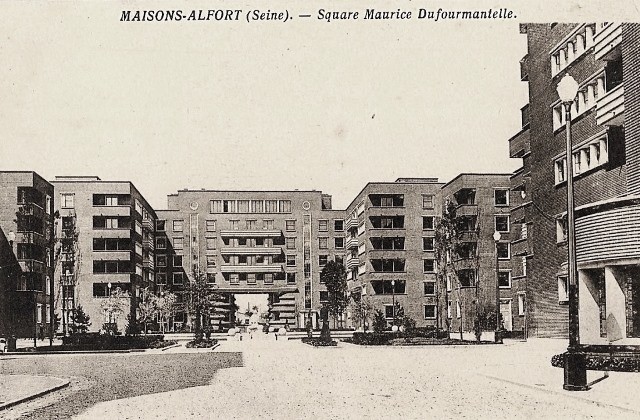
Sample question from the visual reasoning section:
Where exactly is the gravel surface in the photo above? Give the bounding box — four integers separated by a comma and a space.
0, 351, 243, 419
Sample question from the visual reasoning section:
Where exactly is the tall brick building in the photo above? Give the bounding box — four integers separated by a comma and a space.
0, 172, 55, 338
509, 23, 638, 340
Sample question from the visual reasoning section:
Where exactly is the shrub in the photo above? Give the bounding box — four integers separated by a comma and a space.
102, 323, 119, 336
301, 337, 337, 347
186, 338, 218, 348
350, 332, 393, 345
61, 333, 166, 350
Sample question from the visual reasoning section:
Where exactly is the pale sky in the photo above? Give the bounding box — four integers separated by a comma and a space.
1, 1, 637, 210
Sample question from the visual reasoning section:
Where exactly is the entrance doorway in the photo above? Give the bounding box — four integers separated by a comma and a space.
500, 299, 513, 332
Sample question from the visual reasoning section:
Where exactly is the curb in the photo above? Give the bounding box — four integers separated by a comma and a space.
161, 343, 182, 352
4, 349, 145, 355
211, 343, 221, 351
0, 378, 70, 411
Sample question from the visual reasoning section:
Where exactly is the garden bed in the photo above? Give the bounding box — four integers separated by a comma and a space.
345, 331, 496, 346
186, 339, 219, 348
551, 350, 640, 372
301, 337, 337, 347
32, 333, 177, 351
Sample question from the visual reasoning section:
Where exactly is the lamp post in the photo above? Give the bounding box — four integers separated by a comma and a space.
391, 279, 396, 327
107, 282, 112, 324
493, 231, 503, 344
557, 74, 588, 391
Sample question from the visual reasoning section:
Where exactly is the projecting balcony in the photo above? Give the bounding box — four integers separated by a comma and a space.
142, 238, 155, 250
346, 236, 358, 250
143, 258, 155, 270
93, 206, 131, 217
219, 229, 282, 238
509, 126, 531, 158
455, 205, 479, 216
142, 219, 154, 231
520, 54, 529, 81
511, 237, 530, 257
344, 217, 358, 231
596, 83, 624, 126
346, 256, 359, 269
60, 274, 76, 286
219, 264, 284, 273
594, 23, 622, 61
219, 247, 282, 255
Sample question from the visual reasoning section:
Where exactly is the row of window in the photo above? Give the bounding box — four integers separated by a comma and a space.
210, 199, 292, 214
550, 23, 596, 77
444, 270, 513, 290
452, 189, 510, 207
552, 76, 605, 131
554, 135, 609, 184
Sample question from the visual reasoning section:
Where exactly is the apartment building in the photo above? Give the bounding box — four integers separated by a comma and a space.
50, 176, 157, 333
155, 189, 344, 331
440, 174, 520, 338
508, 23, 638, 341
343, 178, 443, 327
0, 172, 55, 338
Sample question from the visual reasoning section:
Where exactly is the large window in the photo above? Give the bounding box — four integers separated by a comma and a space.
370, 216, 404, 229
93, 194, 129, 206
371, 259, 405, 272
93, 238, 131, 251
93, 260, 132, 274
369, 194, 404, 207
554, 135, 609, 184
371, 237, 404, 250
371, 280, 405, 295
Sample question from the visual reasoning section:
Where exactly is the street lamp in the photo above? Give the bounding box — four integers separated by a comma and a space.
557, 74, 587, 391
391, 279, 396, 327
107, 282, 113, 324
493, 231, 503, 344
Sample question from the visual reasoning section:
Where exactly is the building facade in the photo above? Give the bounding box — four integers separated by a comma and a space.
509, 23, 638, 341
343, 178, 443, 328
0, 171, 55, 338
50, 176, 157, 334
440, 174, 520, 338
155, 189, 345, 331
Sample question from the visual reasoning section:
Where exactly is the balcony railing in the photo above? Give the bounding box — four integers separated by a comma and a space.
346, 257, 359, 269
142, 218, 154, 231
60, 274, 76, 286
219, 247, 282, 255
143, 258, 155, 270
594, 22, 622, 61
346, 236, 358, 249
596, 83, 624, 126
219, 229, 282, 238
344, 217, 358, 231
219, 264, 284, 273
142, 238, 155, 250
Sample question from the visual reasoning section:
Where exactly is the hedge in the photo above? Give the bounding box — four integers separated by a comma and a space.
61, 333, 167, 350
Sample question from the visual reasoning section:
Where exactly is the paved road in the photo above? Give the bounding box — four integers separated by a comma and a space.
74, 337, 640, 420
0, 351, 243, 419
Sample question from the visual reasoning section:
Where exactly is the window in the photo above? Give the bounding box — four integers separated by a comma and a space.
371, 280, 405, 295
371, 258, 405, 272
424, 304, 436, 319
497, 243, 510, 260
423, 281, 436, 296
385, 305, 395, 319
157, 255, 167, 267
45, 195, 51, 214
265, 200, 278, 213
422, 216, 434, 230
554, 135, 609, 183
223, 200, 237, 213
556, 218, 567, 243
335, 255, 343, 265
423, 259, 436, 273
370, 216, 404, 229
156, 273, 167, 285
522, 256, 527, 277
446, 275, 452, 292
422, 237, 435, 251
156, 220, 166, 231
334, 237, 344, 249
173, 237, 183, 250
156, 237, 167, 249
286, 237, 296, 249
173, 272, 183, 285
287, 272, 296, 284
229, 274, 239, 284
495, 190, 509, 206
319, 255, 328, 266
495, 216, 510, 233
61, 194, 74, 208
285, 220, 296, 231
238, 200, 249, 213
210, 200, 223, 213
456, 301, 461, 319
206, 238, 216, 250
238, 255, 248, 265
279, 200, 292, 213
320, 291, 329, 303
422, 194, 434, 209
263, 219, 274, 230
247, 274, 256, 284
334, 220, 344, 231
286, 255, 296, 267
318, 220, 328, 232
447, 300, 452, 319
173, 255, 183, 267
518, 293, 526, 316
319, 237, 328, 249
173, 220, 183, 232
370, 237, 404, 250
370, 194, 404, 207
251, 200, 263, 213
264, 273, 273, 284
498, 271, 511, 288
206, 220, 216, 232
246, 220, 257, 230
458, 269, 477, 287
558, 275, 569, 303
206, 273, 216, 284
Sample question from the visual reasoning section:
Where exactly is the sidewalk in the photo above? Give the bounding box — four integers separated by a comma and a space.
477, 338, 640, 414
0, 374, 69, 411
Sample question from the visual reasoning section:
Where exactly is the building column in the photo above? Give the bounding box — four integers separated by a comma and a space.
578, 269, 602, 343
605, 266, 627, 342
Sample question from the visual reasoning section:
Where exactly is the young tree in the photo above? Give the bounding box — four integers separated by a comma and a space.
69, 305, 91, 335
136, 289, 160, 333
156, 292, 178, 333
185, 270, 219, 342
320, 261, 348, 328
101, 286, 129, 334
349, 294, 374, 330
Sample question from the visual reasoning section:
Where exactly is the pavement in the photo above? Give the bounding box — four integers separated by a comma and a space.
0, 374, 69, 411
5, 334, 640, 419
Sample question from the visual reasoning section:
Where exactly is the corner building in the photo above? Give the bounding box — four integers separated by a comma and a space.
0, 172, 55, 338
509, 23, 639, 341
155, 189, 344, 330
50, 176, 157, 333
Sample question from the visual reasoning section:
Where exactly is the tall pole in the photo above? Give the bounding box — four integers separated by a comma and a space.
391, 280, 396, 326
494, 238, 502, 344
563, 101, 587, 390
33, 290, 37, 348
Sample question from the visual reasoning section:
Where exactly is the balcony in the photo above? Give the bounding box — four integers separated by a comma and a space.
520, 54, 529, 81
142, 218, 154, 231
511, 238, 530, 258
60, 274, 76, 286
143, 258, 155, 270
93, 206, 131, 217
596, 83, 624, 126
357, 223, 366, 236
594, 23, 622, 61
346, 236, 358, 250
344, 216, 358, 231
346, 256, 359, 269
219, 264, 284, 273
455, 205, 479, 217
219, 229, 282, 238
142, 238, 155, 250
220, 247, 282, 255
509, 126, 530, 158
